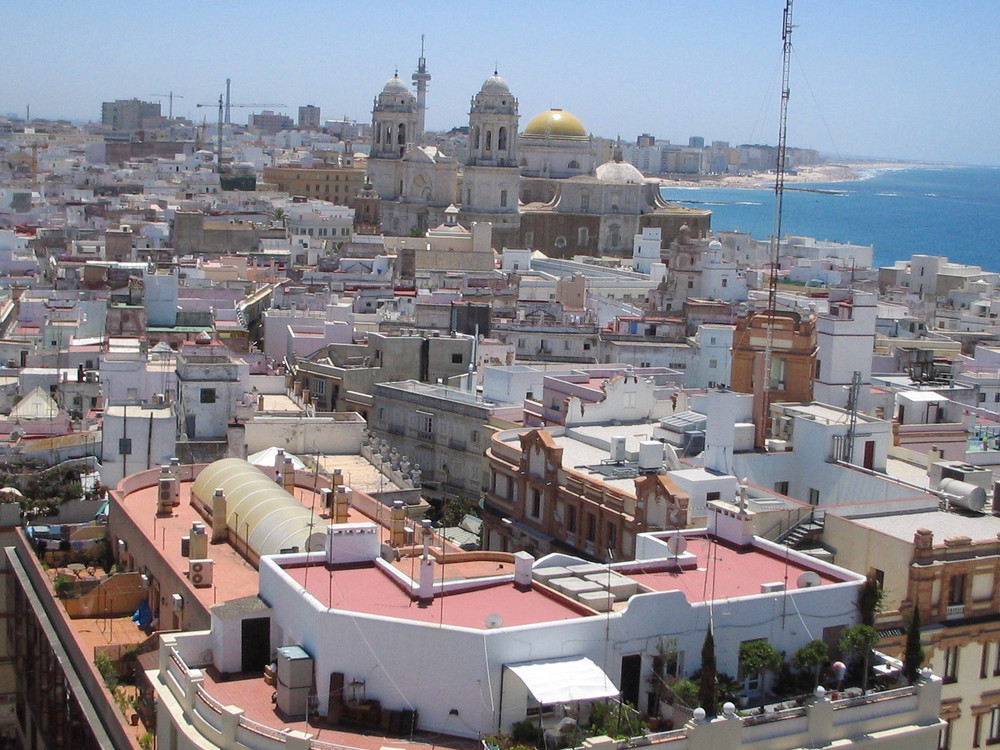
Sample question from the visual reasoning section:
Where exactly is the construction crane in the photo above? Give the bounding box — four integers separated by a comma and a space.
196, 96, 285, 172
150, 91, 184, 120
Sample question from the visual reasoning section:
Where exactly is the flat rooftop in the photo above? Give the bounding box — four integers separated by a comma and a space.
117, 463, 393, 612
285, 561, 591, 629
621, 537, 842, 600
849, 509, 1000, 543
197, 667, 477, 750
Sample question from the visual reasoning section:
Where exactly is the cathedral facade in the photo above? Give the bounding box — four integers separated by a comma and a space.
366, 61, 711, 257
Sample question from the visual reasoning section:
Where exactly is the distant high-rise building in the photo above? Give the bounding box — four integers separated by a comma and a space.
101, 98, 161, 131
637, 133, 656, 147
249, 110, 294, 135
298, 105, 321, 130
688, 136, 705, 149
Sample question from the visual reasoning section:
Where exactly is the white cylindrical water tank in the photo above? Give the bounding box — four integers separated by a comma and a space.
940, 478, 987, 513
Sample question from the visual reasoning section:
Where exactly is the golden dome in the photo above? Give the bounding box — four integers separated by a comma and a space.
523, 109, 587, 137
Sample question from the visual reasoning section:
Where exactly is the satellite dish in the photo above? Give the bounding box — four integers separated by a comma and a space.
797, 571, 821, 588
665, 534, 687, 556
485, 613, 504, 629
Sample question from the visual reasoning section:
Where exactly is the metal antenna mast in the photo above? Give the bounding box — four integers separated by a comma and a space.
760, 0, 794, 439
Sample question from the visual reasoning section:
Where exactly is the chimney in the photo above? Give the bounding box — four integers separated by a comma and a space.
513, 551, 533, 588
333, 486, 350, 524
211, 488, 227, 543
281, 458, 295, 493
418, 521, 435, 601
390, 501, 407, 547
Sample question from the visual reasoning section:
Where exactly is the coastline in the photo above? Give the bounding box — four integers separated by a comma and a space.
658, 161, 928, 189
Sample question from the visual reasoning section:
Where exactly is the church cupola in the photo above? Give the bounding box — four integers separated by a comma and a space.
467, 70, 519, 168
371, 72, 419, 160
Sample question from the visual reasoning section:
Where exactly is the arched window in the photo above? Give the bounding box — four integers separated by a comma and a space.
375, 126, 381, 144
397, 123, 406, 145
580, 191, 590, 212
498, 127, 507, 150
485, 130, 492, 151
385, 125, 392, 146
473, 126, 480, 150
555, 236, 567, 248
578, 227, 589, 246
568, 160, 580, 170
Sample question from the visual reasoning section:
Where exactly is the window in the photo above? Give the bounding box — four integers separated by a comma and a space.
530, 488, 541, 519
500, 189, 508, 208
566, 505, 577, 533
586, 513, 596, 542
949, 574, 967, 606
982, 642, 991, 679
555, 236, 567, 248
709, 359, 718, 369
807, 488, 820, 505
943, 645, 959, 683
580, 192, 590, 212
485, 130, 492, 150
706, 491, 721, 503
989, 706, 1000, 745
311, 378, 326, 396
416, 411, 433, 438
607, 522, 617, 554
451, 353, 463, 364
200, 388, 216, 404
687, 279, 694, 289
498, 127, 508, 150
578, 227, 589, 246
938, 719, 952, 750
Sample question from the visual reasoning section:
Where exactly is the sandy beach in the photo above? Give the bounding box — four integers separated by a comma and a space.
658, 161, 923, 189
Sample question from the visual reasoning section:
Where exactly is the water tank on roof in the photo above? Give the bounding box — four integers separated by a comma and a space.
939, 478, 987, 513
638, 440, 664, 472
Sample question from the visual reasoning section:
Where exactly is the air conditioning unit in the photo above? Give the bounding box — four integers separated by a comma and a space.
171, 593, 184, 611
188, 559, 214, 588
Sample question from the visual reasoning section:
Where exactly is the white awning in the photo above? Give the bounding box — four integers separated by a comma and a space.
506, 657, 619, 704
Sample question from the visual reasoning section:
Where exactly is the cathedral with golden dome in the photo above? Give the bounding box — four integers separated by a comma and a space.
366, 60, 710, 258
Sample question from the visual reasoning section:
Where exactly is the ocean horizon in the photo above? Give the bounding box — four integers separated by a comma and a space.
659, 165, 1000, 271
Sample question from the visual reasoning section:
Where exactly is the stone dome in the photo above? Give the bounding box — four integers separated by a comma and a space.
595, 159, 645, 184
382, 75, 410, 95
523, 109, 587, 137
481, 73, 510, 95
708, 239, 723, 251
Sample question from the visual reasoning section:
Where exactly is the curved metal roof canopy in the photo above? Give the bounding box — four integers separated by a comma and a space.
192, 458, 325, 560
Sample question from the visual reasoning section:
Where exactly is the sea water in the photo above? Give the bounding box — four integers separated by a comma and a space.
659, 165, 1000, 270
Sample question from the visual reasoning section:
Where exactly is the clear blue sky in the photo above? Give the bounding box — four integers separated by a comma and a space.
3, 1, 997, 165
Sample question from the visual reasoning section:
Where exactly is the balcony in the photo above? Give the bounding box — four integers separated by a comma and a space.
945, 603, 965, 619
